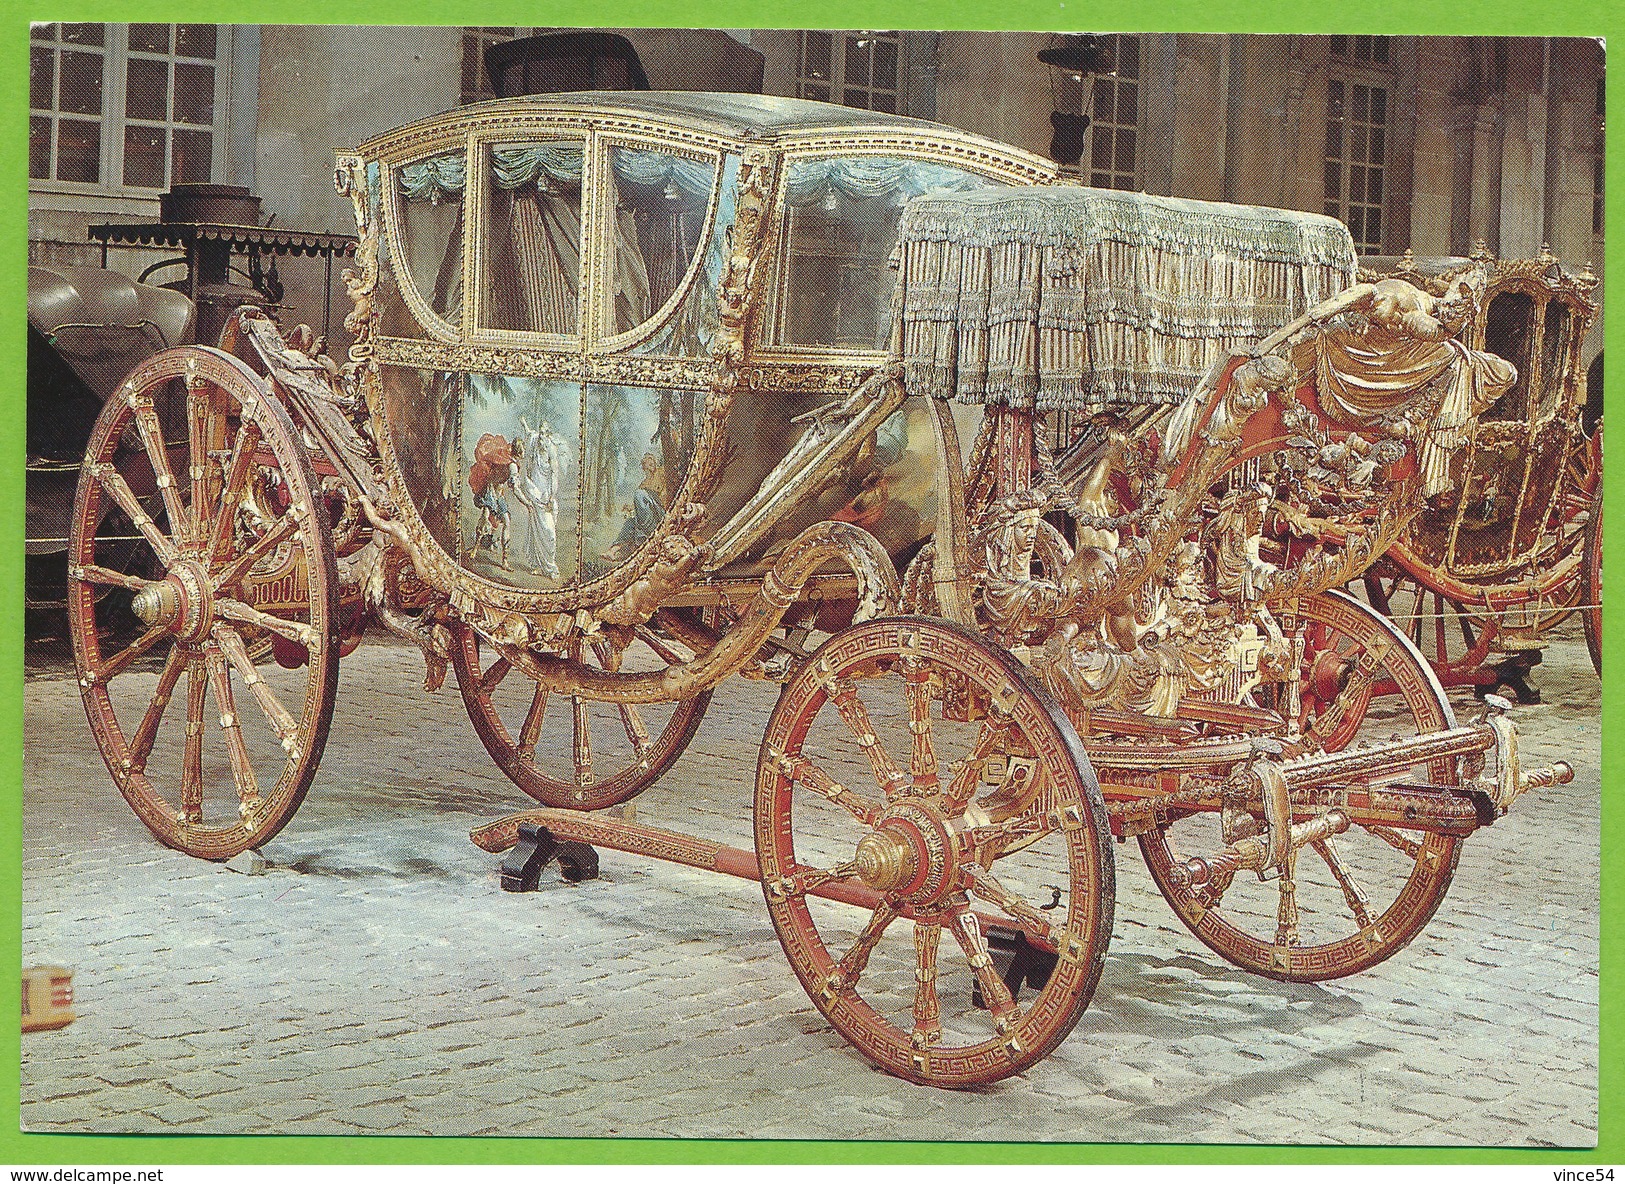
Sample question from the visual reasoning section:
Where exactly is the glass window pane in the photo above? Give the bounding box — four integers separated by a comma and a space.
395, 150, 469, 328
1093, 81, 1114, 122
129, 24, 170, 53
844, 88, 867, 108
1116, 80, 1138, 126
871, 90, 895, 114
173, 62, 215, 125
1365, 208, 1381, 247
30, 47, 52, 110
1351, 125, 1368, 163
1347, 207, 1365, 246
845, 36, 869, 88
1373, 36, 1390, 63
30, 116, 50, 179
1330, 35, 1348, 57
777, 155, 1003, 348
1324, 118, 1342, 160
57, 118, 100, 182
61, 23, 102, 45
175, 24, 217, 58
1352, 85, 1369, 122
483, 141, 584, 334
172, 128, 212, 183
1355, 35, 1372, 61
1328, 79, 1344, 109
1324, 159, 1342, 198
1369, 125, 1386, 164
1371, 87, 1387, 123
605, 145, 718, 338
802, 31, 831, 80
58, 50, 102, 115
1368, 168, 1383, 204
873, 37, 898, 88
1117, 34, 1139, 79
802, 83, 829, 102
1349, 165, 1365, 204
125, 57, 168, 121
123, 125, 165, 187
1092, 126, 1114, 169
1115, 127, 1136, 174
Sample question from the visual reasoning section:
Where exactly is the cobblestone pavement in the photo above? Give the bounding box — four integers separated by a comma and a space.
21, 623, 1599, 1145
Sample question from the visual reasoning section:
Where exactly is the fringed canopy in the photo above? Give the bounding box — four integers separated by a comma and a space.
896, 186, 1357, 410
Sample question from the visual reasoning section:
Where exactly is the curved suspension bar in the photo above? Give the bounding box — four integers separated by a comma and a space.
483, 521, 901, 705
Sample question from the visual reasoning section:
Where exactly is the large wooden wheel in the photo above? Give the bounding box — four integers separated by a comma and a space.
1583, 489, 1602, 674
68, 347, 339, 860
755, 617, 1114, 1087
1139, 591, 1461, 982
449, 617, 712, 811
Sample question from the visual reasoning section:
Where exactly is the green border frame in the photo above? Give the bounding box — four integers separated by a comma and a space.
3, 1, 1617, 1166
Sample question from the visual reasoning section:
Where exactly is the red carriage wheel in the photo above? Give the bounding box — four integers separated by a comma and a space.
68, 347, 339, 860
755, 616, 1114, 1087
1139, 591, 1461, 982
449, 617, 712, 811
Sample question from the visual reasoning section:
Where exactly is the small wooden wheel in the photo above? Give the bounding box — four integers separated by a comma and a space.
756, 616, 1114, 1087
449, 616, 712, 811
1139, 590, 1461, 982
1582, 488, 1602, 675
68, 347, 339, 860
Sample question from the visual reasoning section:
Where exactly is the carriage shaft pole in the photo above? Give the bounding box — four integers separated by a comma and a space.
470, 808, 1047, 947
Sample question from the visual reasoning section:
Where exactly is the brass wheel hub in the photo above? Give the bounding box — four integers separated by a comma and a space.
853, 800, 959, 905
131, 562, 211, 644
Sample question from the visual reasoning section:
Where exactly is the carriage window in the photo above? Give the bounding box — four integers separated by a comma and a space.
395, 150, 467, 328
1483, 291, 1537, 420
604, 145, 719, 343
482, 140, 584, 335
1539, 300, 1573, 417
772, 156, 1003, 350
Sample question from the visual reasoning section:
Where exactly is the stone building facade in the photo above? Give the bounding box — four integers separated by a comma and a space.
28, 26, 1604, 358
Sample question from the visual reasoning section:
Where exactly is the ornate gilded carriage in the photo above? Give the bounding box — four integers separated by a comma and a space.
64, 93, 1570, 1089
1355, 247, 1602, 697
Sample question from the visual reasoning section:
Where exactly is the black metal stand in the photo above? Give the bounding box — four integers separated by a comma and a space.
499, 822, 601, 891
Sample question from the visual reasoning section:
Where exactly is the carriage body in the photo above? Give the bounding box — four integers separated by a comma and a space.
338, 93, 1058, 623
1356, 250, 1601, 688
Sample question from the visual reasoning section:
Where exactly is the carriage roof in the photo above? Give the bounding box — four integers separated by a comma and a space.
355, 91, 1044, 161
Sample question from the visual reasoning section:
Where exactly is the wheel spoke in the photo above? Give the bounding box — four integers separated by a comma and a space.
1312, 837, 1377, 930
962, 863, 1054, 941
206, 420, 263, 564
947, 905, 1021, 1038
211, 513, 299, 593
132, 401, 194, 549
90, 461, 178, 565
515, 684, 549, 763
616, 702, 653, 760
1362, 824, 1423, 859
126, 646, 188, 775
910, 922, 944, 1048
826, 679, 908, 798
825, 900, 899, 997
205, 647, 263, 824
1275, 861, 1301, 948
214, 624, 302, 758
787, 859, 860, 895
769, 751, 882, 827
181, 654, 207, 823
187, 378, 214, 546
902, 659, 938, 784
942, 718, 1011, 813
73, 563, 150, 592
90, 623, 169, 685
214, 596, 320, 650
478, 655, 513, 697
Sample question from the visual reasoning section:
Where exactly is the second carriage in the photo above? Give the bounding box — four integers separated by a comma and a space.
67, 92, 1568, 1088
